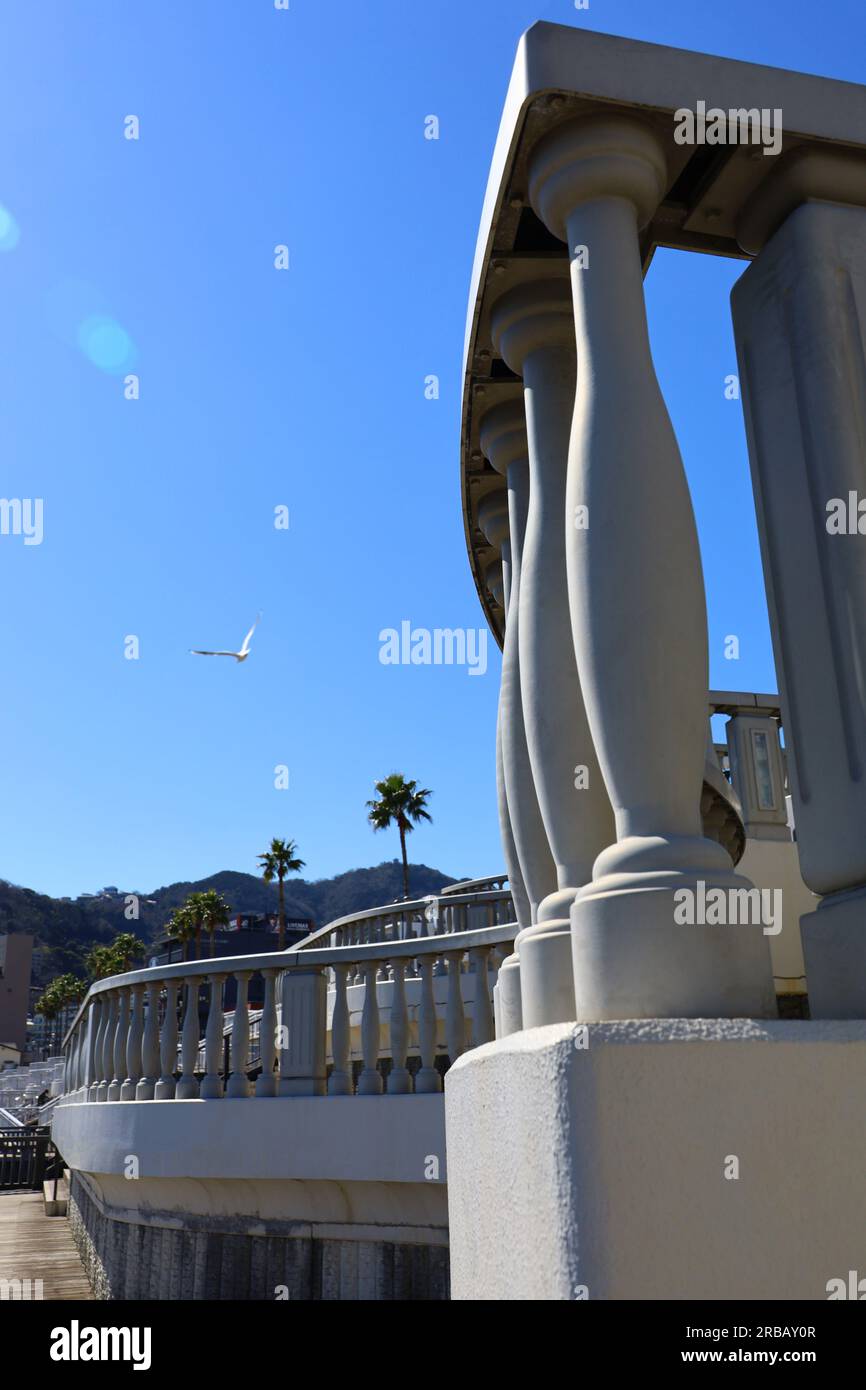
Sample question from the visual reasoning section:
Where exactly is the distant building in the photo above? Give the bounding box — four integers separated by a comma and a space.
30, 1001, 79, 1060
148, 913, 315, 1008
0, 934, 33, 1055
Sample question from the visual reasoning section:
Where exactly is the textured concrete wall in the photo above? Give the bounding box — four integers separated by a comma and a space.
69, 1171, 449, 1301
446, 1019, 866, 1300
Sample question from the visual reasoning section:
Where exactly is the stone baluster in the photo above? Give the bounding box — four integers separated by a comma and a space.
481, 421, 559, 1035
226, 972, 252, 1097
486, 515, 531, 932
446, 952, 466, 1062
357, 962, 383, 1095
176, 977, 201, 1099
136, 980, 161, 1101
63, 1031, 74, 1095
121, 985, 144, 1100
478, 477, 553, 933
199, 974, 225, 1099
470, 946, 494, 1047
387, 958, 411, 1093
96, 991, 116, 1102
491, 279, 615, 1027
155, 981, 179, 1099
414, 956, 441, 1092
328, 962, 353, 1095
528, 113, 774, 1019
76, 1025, 86, 1091
108, 988, 129, 1102
69, 1026, 80, 1093
731, 173, 866, 1016
255, 969, 278, 1097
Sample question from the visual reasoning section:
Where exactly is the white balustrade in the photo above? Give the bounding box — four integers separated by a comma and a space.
59, 910, 516, 1111
529, 114, 775, 1019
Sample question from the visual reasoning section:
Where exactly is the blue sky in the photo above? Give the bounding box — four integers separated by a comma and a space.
0, 0, 862, 898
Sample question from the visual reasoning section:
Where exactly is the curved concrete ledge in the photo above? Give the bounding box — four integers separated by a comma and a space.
53, 1094, 446, 1186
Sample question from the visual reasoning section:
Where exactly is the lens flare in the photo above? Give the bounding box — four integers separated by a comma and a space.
0, 204, 20, 251
77, 315, 136, 374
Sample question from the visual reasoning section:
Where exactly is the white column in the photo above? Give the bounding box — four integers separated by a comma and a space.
731, 189, 866, 1015
175, 977, 201, 1099
88, 996, 106, 1101
155, 981, 178, 1100
226, 972, 251, 1098
478, 409, 557, 1032
415, 956, 442, 1093
529, 115, 774, 1019
97, 991, 116, 1101
357, 962, 383, 1095
492, 279, 615, 1026
136, 981, 161, 1101
388, 959, 412, 1093
255, 970, 278, 1097
328, 963, 353, 1095
121, 985, 144, 1100
199, 974, 225, 1099
476, 488, 535, 935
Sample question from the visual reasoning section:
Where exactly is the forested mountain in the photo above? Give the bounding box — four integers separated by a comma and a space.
0, 861, 463, 986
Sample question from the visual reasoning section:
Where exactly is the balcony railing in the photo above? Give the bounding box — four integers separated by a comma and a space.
58, 886, 516, 1104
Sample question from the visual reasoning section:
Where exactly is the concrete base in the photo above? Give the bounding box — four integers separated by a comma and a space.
68, 1171, 449, 1301
445, 1019, 866, 1300
801, 890, 866, 1018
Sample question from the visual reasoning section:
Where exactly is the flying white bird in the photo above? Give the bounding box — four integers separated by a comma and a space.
191, 615, 260, 663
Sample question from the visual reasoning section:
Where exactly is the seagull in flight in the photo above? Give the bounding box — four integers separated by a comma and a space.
191, 615, 260, 663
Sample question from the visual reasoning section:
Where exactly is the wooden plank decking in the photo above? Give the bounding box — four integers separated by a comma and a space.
0, 1191, 93, 1300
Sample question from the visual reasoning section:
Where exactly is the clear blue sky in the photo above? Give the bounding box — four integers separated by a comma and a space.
1, 0, 862, 899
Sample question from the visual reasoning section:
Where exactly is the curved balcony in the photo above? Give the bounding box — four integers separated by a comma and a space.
51, 882, 515, 1299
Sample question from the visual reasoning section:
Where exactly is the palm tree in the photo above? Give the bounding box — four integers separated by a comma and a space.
85, 943, 117, 981
199, 889, 231, 957
166, 905, 196, 962
110, 933, 145, 973
35, 975, 87, 1055
258, 838, 305, 949
185, 892, 206, 960
366, 773, 432, 899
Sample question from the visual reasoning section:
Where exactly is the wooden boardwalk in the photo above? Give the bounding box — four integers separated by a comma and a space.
0, 1191, 93, 1300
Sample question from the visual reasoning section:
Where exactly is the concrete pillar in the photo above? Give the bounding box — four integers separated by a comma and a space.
529, 115, 774, 1019
491, 280, 614, 1027
731, 188, 866, 1016
725, 713, 789, 841
475, 490, 533, 941
479, 410, 558, 1035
